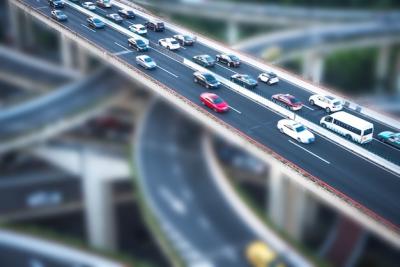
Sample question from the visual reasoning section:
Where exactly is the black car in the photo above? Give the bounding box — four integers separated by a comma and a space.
118, 9, 135, 19
128, 37, 148, 52
106, 13, 123, 24
193, 71, 221, 89
49, 0, 64, 8
216, 54, 240, 67
230, 74, 258, 89
193, 55, 216, 67
145, 20, 165, 32
173, 34, 196, 46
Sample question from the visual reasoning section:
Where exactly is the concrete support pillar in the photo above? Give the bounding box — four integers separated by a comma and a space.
77, 46, 90, 73
7, 1, 21, 48
81, 149, 117, 251
284, 181, 307, 241
268, 164, 285, 228
375, 44, 390, 94
395, 51, 400, 94
303, 50, 325, 84
60, 34, 74, 69
227, 20, 239, 45
24, 10, 35, 48
268, 165, 315, 241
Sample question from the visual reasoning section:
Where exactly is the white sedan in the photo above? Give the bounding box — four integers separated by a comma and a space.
277, 119, 315, 144
258, 71, 279, 85
136, 55, 156, 69
158, 38, 180, 50
309, 94, 343, 113
129, 24, 147, 35
82, 2, 96, 10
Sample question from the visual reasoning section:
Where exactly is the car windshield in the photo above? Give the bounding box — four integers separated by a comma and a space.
204, 74, 217, 82
144, 57, 152, 63
295, 125, 306, 132
136, 40, 145, 46
289, 97, 301, 104
268, 72, 277, 78
171, 40, 178, 45
184, 35, 193, 41
229, 55, 239, 61
213, 97, 223, 104
55, 11, 62, 15
139, 26, 145, 30
93, 18, 102, 23
333, 101, 341, 106
364, 128, 373, 135
204, 56, 214, 62
157, 23, 164, 27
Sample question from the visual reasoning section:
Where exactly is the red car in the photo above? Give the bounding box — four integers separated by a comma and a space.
200, 93, 229, 113
271, 93, 303, 111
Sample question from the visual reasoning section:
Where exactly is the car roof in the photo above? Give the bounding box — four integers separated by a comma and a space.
282, 119, 303, 127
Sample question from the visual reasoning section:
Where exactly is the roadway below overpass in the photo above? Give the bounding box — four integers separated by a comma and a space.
0, 46, 79, 90
236, 22, 400, 62
0, 67, 127, 153
135, 100, 310, 267
13, 0, 400, 245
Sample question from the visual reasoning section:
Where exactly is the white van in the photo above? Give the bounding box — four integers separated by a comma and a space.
320, 111, 373, 144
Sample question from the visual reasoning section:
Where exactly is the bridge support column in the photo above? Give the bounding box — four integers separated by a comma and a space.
227, 20, 239, 45
268, 164, 285, 228
375, 44, 390, 94
77, 46, 90, 73
23, 11, 35, 48
395, 51, 400, 94
268, 164, 314, 241
60, 34, 74, 69
303, 51, 325, 84
81, 149, 117, 251
7, 1, 21, 48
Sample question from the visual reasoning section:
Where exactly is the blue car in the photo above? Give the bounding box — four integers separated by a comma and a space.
87, 17, 105, 29
377, 131, 400, 149
51, 10, 68, 21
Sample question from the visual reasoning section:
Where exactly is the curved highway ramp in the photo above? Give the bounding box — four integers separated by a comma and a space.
0, 68, 127, 153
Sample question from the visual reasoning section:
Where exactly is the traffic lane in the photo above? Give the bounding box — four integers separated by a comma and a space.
23, 0, 400, 225
207, 89, 400, 226
140, 103, 253, 266
0, 243, 91, 267
76, 0, 400, 143
0, 76, 119, 138
103, 0, 400, 138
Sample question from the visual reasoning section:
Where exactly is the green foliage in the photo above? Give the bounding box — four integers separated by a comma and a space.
324, 48, 377, 95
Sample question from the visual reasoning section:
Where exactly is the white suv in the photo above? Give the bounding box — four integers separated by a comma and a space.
158, 38, 180, 50
309, 95, 343, 113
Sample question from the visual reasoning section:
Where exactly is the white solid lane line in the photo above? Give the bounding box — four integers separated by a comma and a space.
149, 46, 181, 64
113, 50, 134, 56
80, 24, 96, 33
288, 140, 331, 164
303, 104, 314, 111
35, 6, 48, 10
216, 63, 237, 73
158, 65, 179, 78
229, 105, 242, 114
114, 41, 129, 51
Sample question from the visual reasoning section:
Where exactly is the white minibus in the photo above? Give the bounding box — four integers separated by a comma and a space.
320, 111, 373, 144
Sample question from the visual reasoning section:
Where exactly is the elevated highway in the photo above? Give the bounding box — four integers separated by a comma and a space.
11, 0, 400, 247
